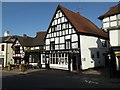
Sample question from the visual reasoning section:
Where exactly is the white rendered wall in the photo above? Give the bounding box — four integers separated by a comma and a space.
7, 43, 14, 65
102, 15, 118, 30
102, 17, 109, 22
119, 30, 120, 46
110, 30, 120, 46
0, 43, 14, 67
80, 35, 107, 70
72, 34, 78, 42
0, 43, 6, 67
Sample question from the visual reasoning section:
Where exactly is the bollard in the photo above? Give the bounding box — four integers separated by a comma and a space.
8, 64, 11, 71
19, 64, 25, 72
22, 64, 25, 72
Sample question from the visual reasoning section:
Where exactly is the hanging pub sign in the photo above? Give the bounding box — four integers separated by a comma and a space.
114, 51, 120, 55
113, 47, 120, 55
112, 47, 120, 71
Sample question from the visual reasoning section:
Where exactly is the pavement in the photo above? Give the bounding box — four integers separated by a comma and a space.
2, 68, 46, 74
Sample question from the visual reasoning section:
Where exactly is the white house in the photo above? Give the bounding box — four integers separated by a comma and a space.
0, 31, 15, 67
44, 5, 108, 71
99, 3, 120, 72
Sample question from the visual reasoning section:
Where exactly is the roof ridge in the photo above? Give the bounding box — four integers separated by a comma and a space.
98, 4, 120, 20
58, 4, 77, 14
58, 4, 108, 39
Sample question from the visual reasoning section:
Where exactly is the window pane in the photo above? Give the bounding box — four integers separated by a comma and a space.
66, 40, 71, 49
56, 58, 58, 64
1, 45, 4, 51
53, 58, 55, 64
50, 42, 55, 50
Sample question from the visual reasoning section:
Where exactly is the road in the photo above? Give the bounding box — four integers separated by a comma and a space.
2, 69, 120, 90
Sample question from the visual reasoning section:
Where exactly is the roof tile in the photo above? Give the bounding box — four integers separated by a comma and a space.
98, 3, 120, 20
58, 5, 108, 39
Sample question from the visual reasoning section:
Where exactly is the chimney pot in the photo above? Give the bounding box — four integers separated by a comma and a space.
4, 31, 9, 37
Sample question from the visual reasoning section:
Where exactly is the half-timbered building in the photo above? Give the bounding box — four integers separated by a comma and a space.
44, 5, 108, 71
12, 32, 46, 67
99, 3, 120, 73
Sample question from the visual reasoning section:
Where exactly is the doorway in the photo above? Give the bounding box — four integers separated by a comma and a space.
104, 54, 109, 67
72, 55, 77, 70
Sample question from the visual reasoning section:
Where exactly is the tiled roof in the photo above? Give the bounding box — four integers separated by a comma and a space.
58, 5, 108, 39
34, 32, 46, 46
14, 32, 46, 47
98, 3, 120, 20
16, 36, 34, 47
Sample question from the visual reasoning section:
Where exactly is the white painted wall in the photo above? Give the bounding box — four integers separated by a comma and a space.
103, 22, 109, 28
80, 35, 107, 70
119, 30, 120, 46
110, 15, 117, 21
60, 44, 64, 49
72, 34, 78, 42
110, 21, 117, 27
118, 14, 120, 19
46, 39, 49, 45
0, 43, 14, 67
72, 42, 78, 49
65, 35, 70, 40
102, 17, 109, 22
60, 37, 64, 43
110, 30, 120, 46
102, 14, 118, 30
46, 46, 50, 50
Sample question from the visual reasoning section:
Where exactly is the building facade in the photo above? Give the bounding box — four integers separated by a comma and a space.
44, 5, 108, 71
99, 3, 120, 72
0, 31, 15, 67
12, 32, 46, 67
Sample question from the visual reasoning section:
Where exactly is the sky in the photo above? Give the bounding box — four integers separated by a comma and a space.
2, 2, 118, 37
